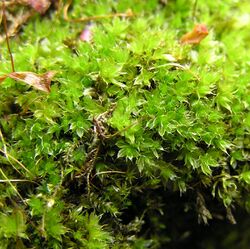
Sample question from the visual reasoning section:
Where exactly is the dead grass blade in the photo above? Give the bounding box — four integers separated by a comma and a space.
64, 0, 134, 23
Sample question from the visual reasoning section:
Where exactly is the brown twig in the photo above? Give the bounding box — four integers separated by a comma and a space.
64, 0, 134, 23
2, 0, 15, 72
75, 143, 100, 195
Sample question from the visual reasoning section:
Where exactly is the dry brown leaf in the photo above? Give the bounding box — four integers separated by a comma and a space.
0, 71, 56, 92
0, 75, 8, 83
180, 24, 209, 45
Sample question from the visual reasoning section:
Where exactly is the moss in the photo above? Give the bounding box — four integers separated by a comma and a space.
0, 1, 249, 248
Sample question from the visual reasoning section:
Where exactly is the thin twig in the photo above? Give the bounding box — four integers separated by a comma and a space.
0, 151, 22, 175
93, 170, 126, 178
0, 179, 38, 183
0, 148, 32, 176
2, 0, 15, 72
0, 168, 26, 204
75, 144, 100, 195
0, 129, 32, 176
0, 126, 30, 175
0, 128, 8, 156
0, 6, 2, 25
64, 0, 134, 23
0, 129, 22, 174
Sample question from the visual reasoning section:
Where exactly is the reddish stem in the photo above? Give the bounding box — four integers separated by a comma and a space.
2, 0, 15, 72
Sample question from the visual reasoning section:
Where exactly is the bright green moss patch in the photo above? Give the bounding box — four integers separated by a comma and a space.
0, 1, 250, 248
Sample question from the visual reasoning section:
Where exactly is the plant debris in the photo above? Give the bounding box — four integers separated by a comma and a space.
0, 71, 56, 92
63, 0, 134, 22
180, 23, 209, 44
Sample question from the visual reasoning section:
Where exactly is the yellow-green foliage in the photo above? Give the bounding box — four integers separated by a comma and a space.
0, 0, 249, 248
